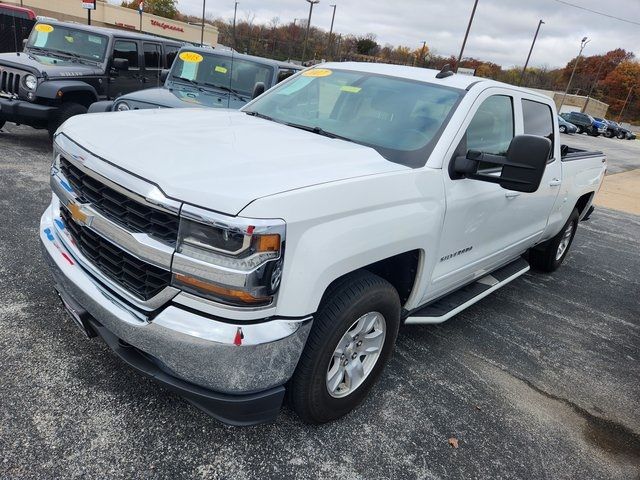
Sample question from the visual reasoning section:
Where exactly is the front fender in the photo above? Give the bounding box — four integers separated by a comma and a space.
88, 100, 113, 113
36, 80, 98, 101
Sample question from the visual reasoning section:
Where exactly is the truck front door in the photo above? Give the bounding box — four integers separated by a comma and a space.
109, 39, 142, 98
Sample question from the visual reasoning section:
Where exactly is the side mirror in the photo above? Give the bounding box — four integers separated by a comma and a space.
453, 135, 551, 193
22, 38, 28, 50
112, 58, 129, 71
160, 69, 170, 83
252, 82, 266, 99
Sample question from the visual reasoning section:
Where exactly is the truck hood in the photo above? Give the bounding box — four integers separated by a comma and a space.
0, 52, 102, 77
119, 85, 248, 110
60, 109, 406, 215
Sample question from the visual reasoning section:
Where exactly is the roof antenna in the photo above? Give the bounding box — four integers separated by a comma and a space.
436, 63, 454, 79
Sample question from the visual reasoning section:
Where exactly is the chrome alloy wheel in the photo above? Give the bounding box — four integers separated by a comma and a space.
326, 311, 386, 398
556, 222, 575, 261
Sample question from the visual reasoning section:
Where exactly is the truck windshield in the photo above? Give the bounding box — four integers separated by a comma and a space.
243, 68, 463, 167
26, 24, 108, 62
171, 51, 274, 98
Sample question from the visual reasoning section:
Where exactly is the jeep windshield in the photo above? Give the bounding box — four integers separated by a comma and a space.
26, 24, 108, 63
171, 51, 274, 99
242, 67, 463, 167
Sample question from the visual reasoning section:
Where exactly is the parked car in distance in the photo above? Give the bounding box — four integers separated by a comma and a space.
88, 47, 301, 113
606, 119, 636, 140
557, 115, 577, 134
0, 20, 181, 138
0, 2, 36, 19
41, 63, 606, 426
560, 111, 606, 136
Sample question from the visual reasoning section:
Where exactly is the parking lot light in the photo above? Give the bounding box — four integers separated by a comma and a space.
519, 19, 544, 86
301, 0, 320, 64
559, 36, 590, 112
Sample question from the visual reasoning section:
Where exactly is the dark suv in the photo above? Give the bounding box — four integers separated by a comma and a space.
560, 111, 605, 137
0, 20, 181, 138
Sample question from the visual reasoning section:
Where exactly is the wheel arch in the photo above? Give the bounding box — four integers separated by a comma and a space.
575, 191, 594, 218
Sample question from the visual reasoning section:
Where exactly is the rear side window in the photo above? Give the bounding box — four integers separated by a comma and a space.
465, 95, 514, 171
113, 40, 139, 69
143, 42, 162, 70
277, 68, 298, 83
165, 45, 179, 66
522, 99, 554, 160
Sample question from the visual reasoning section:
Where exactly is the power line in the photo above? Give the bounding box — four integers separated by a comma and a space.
554, 0, 640, 26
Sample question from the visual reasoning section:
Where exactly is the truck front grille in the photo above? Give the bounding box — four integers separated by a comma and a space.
0, 66, 22, 96
61, 206, 172, 300
59, 157, 179, 244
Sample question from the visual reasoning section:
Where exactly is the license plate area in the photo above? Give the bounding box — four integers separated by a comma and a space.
56, 287, 97, 339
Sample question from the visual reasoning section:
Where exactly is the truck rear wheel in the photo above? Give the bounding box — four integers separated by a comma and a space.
289, 270, 400, 424
529, 208, 579, 272
48, 102, 87, 140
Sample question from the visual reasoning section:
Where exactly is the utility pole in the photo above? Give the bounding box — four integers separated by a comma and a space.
582, 56, 606, 113
301, 0, 320, 64
519, 19, 544, 86
559, 36, 590, 112
616, 84, 635, 123
232, 2, 239, 50
456, 0, 479, 72
420, 40, 427, 67
200, 0, 207, 46
327, 4, 336, 60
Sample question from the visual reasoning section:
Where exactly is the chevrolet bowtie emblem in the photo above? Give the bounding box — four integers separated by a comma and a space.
68, 202, 91, 226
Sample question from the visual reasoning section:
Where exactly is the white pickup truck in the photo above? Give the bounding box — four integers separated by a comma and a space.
40, 63, 606, 425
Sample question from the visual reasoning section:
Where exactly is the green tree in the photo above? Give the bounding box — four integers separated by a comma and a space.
121, 0, 178, 20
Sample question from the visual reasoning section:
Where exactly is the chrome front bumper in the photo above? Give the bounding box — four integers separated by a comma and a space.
40, 203, 312, 397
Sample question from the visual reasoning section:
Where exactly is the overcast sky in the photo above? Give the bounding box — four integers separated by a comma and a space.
150, 0, 640, 68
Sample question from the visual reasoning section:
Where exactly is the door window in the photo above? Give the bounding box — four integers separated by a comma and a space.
522, 99, 554, 160
165, 45, 179, 66
143, 42, 162, 70
465, 95, 514, 171
113, 40, 139, 69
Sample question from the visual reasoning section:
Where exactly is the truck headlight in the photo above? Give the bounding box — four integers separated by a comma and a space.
24, 74, 37, 90
171, 207, 285, 307
115, 101, 130, 111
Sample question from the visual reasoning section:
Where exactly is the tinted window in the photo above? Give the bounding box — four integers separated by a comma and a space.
465, 95, 513, 171
244, 68, 463, 167
0, 7, 30, 19
113, 40, 139, 69
143, 42, 162, 70
522, 99, 554, 159
165, 45, 179, 66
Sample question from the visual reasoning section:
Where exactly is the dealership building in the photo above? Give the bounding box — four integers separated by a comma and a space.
2, 0, 218, 46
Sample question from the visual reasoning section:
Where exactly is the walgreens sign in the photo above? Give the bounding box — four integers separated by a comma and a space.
150, 19, 184, 33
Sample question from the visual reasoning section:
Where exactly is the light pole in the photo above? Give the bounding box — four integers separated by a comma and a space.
420, 40, 427, 67
327, 4, 336, 60
519, 19, 544, 86
559, 36, 590, 112
616, 84, 635, 123
456, 0, 479, 72
200, 0, 207, 46
301, 0, 320, 64
232, 1, 239, 50
582, 56, 606, 113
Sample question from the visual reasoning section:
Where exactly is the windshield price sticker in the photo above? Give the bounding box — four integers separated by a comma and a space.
35, 24, 54, 33
341, 86, 361, 93
214, 66, 228, 74
179, 52, 204, 63
302, 68, 332, 78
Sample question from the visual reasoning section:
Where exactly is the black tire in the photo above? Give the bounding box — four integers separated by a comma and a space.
0, 120, 5, 131
576, 126, 584, 134
559, 125, 566, 134
588, 127, 600, 137
617, 132, 626, 139
604, 130, 613, 138
289, 270, 401, 424
529, 208, 579, 272
48, 102, 87, 140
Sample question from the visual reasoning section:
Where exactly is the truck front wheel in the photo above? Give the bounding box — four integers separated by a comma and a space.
289, 271, 401, 424
48, 102, 87, 140
529, 208, 579, 272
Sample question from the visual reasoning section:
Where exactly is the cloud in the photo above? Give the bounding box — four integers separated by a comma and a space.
133, 0, 640, 67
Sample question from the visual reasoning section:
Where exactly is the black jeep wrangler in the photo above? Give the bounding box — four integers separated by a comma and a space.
0, 20, 181, 138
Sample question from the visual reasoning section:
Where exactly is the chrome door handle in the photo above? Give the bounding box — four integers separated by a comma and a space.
505, 192, 521, 198
549, 179, 561, 186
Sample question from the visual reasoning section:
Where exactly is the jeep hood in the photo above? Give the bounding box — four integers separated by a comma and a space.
60, 109, 406, 215
0, 52, 102, 77
119, 85, 249, 110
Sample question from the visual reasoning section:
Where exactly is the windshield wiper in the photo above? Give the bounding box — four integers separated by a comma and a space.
285, 123, 354, 143
204, 83, 246, 101
245, 111, 275, 121
172, 76, 201, 86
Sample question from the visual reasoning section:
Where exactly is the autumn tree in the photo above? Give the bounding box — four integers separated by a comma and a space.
599, 60, 640, 122
121, 0, 178, 20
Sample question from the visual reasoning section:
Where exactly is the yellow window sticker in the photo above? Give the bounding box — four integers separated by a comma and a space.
65, 36, 74, 43
179, 51, 204, 63
214, 66, 228, 74
341, 86, 361, 93
302, 68, 333, 78
35, 24, 54, 33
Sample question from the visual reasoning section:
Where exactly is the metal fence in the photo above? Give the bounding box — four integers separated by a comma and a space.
0, 14, 35, 54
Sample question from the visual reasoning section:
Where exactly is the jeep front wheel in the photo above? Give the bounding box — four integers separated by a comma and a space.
289, 270, 400, 424
48, 102, 87, 140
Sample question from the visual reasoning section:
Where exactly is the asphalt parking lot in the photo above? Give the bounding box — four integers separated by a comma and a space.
1, 123, 639, 480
